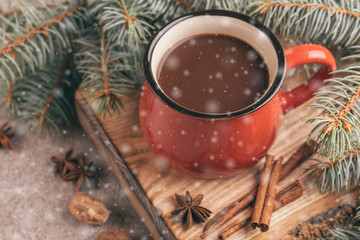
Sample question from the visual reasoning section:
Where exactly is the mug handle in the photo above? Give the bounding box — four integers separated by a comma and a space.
280, 44, 337, 113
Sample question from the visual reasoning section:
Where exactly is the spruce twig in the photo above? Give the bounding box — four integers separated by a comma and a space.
6, 53, 78, 134
89, 0, 155, 46
75, 27, 142, 118
329, 229, 360, 240
0, 0, 89, 85
307, 148, 360, 192
34, 53, 72, 131
1, 1, 71, 19
246, 0, 360, 47
307, 47, 360, 192
0, 5, 82, 58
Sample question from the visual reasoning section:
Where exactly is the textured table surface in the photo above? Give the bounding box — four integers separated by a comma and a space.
0, 119, 150, 240
1, 1, 149, 239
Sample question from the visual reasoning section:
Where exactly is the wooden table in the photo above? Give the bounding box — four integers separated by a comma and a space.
75, 71, 358, 239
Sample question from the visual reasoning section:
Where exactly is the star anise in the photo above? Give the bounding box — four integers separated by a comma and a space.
0, 122, 14, 150
51, 149, 75, 175
171, 191, 212, 229
61, 156, 97, 191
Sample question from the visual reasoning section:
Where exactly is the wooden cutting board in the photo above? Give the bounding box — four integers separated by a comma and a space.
75, 72, 358, 239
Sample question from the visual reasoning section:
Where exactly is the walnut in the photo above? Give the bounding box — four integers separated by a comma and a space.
68, 193, 109, 225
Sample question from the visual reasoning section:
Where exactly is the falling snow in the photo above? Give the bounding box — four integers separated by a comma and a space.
189, 39, 197, 46
170, 86, 182, 99
164, 55, 180, 70
205, 99, 221, 113
246, 50, 258, 61
0, 119, 150, 240
243, 88, 251, 96
183, 69, 190, 76
215, 72, 223, 79
225, 159, 236, 169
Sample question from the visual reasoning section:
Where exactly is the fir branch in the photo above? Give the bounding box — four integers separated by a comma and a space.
258, 1, 360, 18
3, 79, 13, 107
1, 1, 71, 19
306, 46, 360, 192
89, 0, 155, 46
321, 86, 360, 134
329, 228, 360, 240
309, 47, 360, 159
0, 1, 89, 85
246, 0, 360, 47
35, 53, 72, 131
89, 0, 215, 46
149, 0, 213, 25
307, 148, 360, 192
213, 0, 249, 12
0, 5, 82, 58
75, 27, 141, 117
6, 53, 77, 134
169, 0, 195, 8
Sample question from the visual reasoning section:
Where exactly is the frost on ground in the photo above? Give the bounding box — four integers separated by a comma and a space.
0, 120, 151, 240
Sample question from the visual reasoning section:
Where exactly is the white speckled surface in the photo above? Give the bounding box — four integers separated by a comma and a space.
0, 120, 150, 240
0, 119, 151, 239
1, 1, 150, 239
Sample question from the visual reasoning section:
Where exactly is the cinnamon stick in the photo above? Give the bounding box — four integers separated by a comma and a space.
280, 140, 315, 180
219, 209, 252, 239
250, 155, 274, 229
259, 158, 283, 232
201, 141, 315, 239
200, 189, 256, 239
218, 180, 303, 239
274, 180, 304, 210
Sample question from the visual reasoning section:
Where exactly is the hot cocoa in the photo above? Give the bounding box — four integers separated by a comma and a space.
157, 34, 269, 114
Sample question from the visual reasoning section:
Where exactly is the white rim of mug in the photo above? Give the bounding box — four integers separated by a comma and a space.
143, 10, 286, 119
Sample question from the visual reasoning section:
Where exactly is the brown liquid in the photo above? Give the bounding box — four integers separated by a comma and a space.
157, 34, 269, 114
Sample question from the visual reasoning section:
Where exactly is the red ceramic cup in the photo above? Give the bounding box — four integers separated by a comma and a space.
140, 10, 336, 178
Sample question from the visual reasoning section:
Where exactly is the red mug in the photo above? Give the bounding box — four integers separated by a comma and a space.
140, 10, 336, 178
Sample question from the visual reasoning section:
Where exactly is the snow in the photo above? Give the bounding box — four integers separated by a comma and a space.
140, 110, 147, 117
170, 86, 182, 99
189, 39, 197, 46
215, 72, 223, 79
204, 99, 221, 113
132, 125, 139, 132
243, 88, 251, 96
164, 56, 180, 70
0, 120, 150, 240
246, 50, 258, 61
225, 159, 236, 169
211, 136, 218, 143
183, 69, 190, 76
